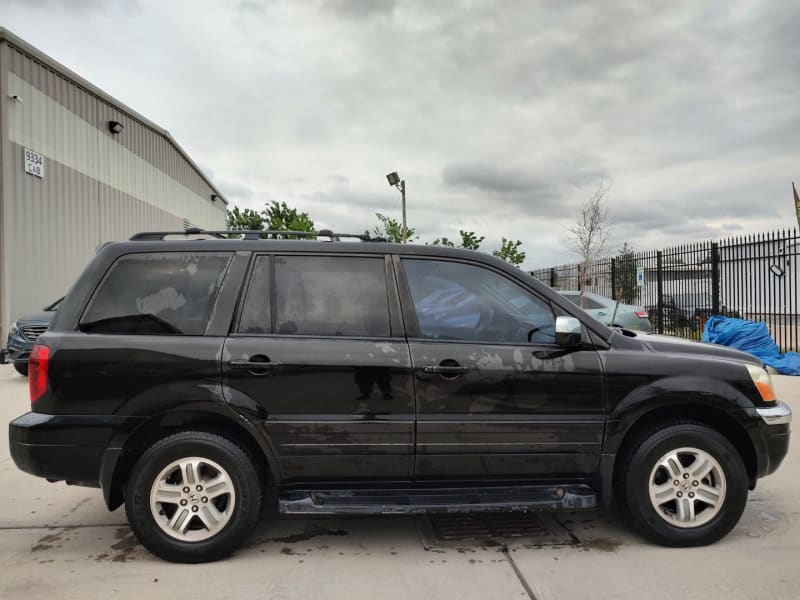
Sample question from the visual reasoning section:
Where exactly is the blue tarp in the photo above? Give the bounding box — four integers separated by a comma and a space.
702, 315, 800, 375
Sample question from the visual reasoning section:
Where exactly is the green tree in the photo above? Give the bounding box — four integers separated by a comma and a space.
227, 202, 315, 239
458, 230, 484, 251
430, 230, 484, 250
227, 206, 264, 231
614, 242, 638, 304
368, 213, 417, 243
492, 238, 526, 267
265, 201, 315, 232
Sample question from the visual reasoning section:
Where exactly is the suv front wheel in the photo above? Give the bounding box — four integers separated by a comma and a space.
621, 422, 748, 546
126, 431, 262, 563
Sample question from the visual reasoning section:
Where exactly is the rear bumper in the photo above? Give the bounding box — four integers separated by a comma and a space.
9, 412, 143, 485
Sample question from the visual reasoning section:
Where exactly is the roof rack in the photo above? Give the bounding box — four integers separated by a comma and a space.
129, 228, 387, 242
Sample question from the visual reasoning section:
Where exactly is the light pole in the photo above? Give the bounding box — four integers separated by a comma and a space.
386, 171, 407, 243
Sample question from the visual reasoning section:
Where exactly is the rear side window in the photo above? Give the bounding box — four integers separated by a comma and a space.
80, 252, 232, 335
238, 256, 271, 334
269, 255, 390, 337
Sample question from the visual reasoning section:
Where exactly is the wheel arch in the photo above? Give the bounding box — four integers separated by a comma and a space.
606, 402, 758, 506
100, 408, 280, 510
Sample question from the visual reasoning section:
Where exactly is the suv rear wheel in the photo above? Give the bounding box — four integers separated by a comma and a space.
125, 431, 262, 563
621, 422, 748, 546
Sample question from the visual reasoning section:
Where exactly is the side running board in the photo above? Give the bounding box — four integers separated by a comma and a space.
279, 484, 597, 515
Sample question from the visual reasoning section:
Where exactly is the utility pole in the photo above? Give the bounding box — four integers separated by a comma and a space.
400, 179, 407, 244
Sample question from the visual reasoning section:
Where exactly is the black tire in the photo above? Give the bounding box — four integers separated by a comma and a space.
13, 362, 28, 376
619, 422, 748, 547
125, 431, 262, 563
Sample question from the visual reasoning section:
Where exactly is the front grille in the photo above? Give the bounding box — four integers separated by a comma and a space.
20, 325, 47, 342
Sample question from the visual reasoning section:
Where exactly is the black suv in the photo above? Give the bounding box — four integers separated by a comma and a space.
8, 230, 792, 563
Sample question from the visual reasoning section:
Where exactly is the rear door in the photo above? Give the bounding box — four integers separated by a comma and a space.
397, 257, 605, 480
222, 253, 415, 483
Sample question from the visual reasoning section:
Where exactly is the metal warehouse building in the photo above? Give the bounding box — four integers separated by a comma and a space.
0, 28, 228, 338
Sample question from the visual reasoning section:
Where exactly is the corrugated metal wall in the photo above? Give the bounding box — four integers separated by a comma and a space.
0, 40, 228, 336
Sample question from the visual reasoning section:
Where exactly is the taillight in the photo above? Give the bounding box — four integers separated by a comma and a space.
29, 344, 50, 404
635, 310, 649, 318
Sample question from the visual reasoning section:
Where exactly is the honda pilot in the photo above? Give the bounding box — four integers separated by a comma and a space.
8, 229, 792, 562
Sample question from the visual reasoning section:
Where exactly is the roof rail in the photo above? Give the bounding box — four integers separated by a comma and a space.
129, 228, 387, 242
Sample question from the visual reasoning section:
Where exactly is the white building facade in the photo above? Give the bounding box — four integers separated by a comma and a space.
0, 28, 227, 337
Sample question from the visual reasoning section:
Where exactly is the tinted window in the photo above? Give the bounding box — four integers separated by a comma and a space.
402, 259, 555, 344
238, 256, 271, 334
563, 294, 605, 310
80, 252, 231, 335
274, 256, 390, 337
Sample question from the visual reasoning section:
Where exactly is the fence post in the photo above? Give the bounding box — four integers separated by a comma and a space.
610, 258, 617, 300
711, 242, 720, 315
550, 267, 556, 288
657, 251, 664, 334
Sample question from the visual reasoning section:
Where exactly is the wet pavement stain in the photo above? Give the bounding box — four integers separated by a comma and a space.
32, 529, 67, 552
109, 528, 139, 562
260, 523, 349, 544
578, 537, 621, 552
64, 498, 92, 516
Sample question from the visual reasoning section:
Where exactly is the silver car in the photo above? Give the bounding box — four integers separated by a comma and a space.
559, 291, 652, 332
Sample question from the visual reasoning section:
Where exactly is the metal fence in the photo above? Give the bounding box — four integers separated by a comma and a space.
530, 229, 800, 351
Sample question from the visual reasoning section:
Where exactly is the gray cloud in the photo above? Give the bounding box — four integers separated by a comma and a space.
1, 0, 796, 270
322, 0, 397, 19
443, 163, 557, 196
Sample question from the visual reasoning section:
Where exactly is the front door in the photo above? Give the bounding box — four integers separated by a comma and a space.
397, 257, 605, 480
222, 253, 414, 483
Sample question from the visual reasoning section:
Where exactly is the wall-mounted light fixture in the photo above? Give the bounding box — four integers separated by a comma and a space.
211, 194, 219, 202
9, 94, 23, 103
109, 120, 124, 134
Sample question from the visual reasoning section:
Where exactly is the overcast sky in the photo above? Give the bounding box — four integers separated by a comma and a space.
4, 0, 798, 268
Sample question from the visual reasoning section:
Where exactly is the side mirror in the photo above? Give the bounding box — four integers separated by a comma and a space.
555, 316, 582, 347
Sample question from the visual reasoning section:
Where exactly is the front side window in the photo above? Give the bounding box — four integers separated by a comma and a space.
273, 256, 390, 337
402, 259, 555, 344
80, 252, 231, 335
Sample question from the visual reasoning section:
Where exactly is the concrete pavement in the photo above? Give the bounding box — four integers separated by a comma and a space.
1, 365, 798, 600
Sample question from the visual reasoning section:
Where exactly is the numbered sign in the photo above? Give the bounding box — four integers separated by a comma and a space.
24, 148, 45, 178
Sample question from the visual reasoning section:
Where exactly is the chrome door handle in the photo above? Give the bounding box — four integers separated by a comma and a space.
422, 365, 470, 374
230, 360, 282, 369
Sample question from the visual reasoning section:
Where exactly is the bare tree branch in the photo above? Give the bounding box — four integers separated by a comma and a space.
568, 180, 612, 305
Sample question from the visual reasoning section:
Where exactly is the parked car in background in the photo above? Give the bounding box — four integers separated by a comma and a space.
4, 297, 62, 376
559, 291, 651, 332
647, 293, 741, 333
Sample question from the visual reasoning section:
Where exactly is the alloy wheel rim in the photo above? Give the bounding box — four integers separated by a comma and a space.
648, 446, 726, 528
149, 456, 236, 542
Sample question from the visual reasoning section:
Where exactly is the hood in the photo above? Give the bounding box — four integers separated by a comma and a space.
15, 311, 55, 326
641, 334, 761, 366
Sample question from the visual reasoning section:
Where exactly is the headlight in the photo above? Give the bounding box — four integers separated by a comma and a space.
746, 364, 776, 403
8, 323, 19, 337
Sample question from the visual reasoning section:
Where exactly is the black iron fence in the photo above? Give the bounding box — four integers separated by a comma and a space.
530, 229, 800, 351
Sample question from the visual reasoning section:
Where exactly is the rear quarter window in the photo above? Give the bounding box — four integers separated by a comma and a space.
79, 252, 232, 335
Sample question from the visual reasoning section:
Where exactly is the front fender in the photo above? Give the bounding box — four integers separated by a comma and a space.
603, 374, 756, 453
